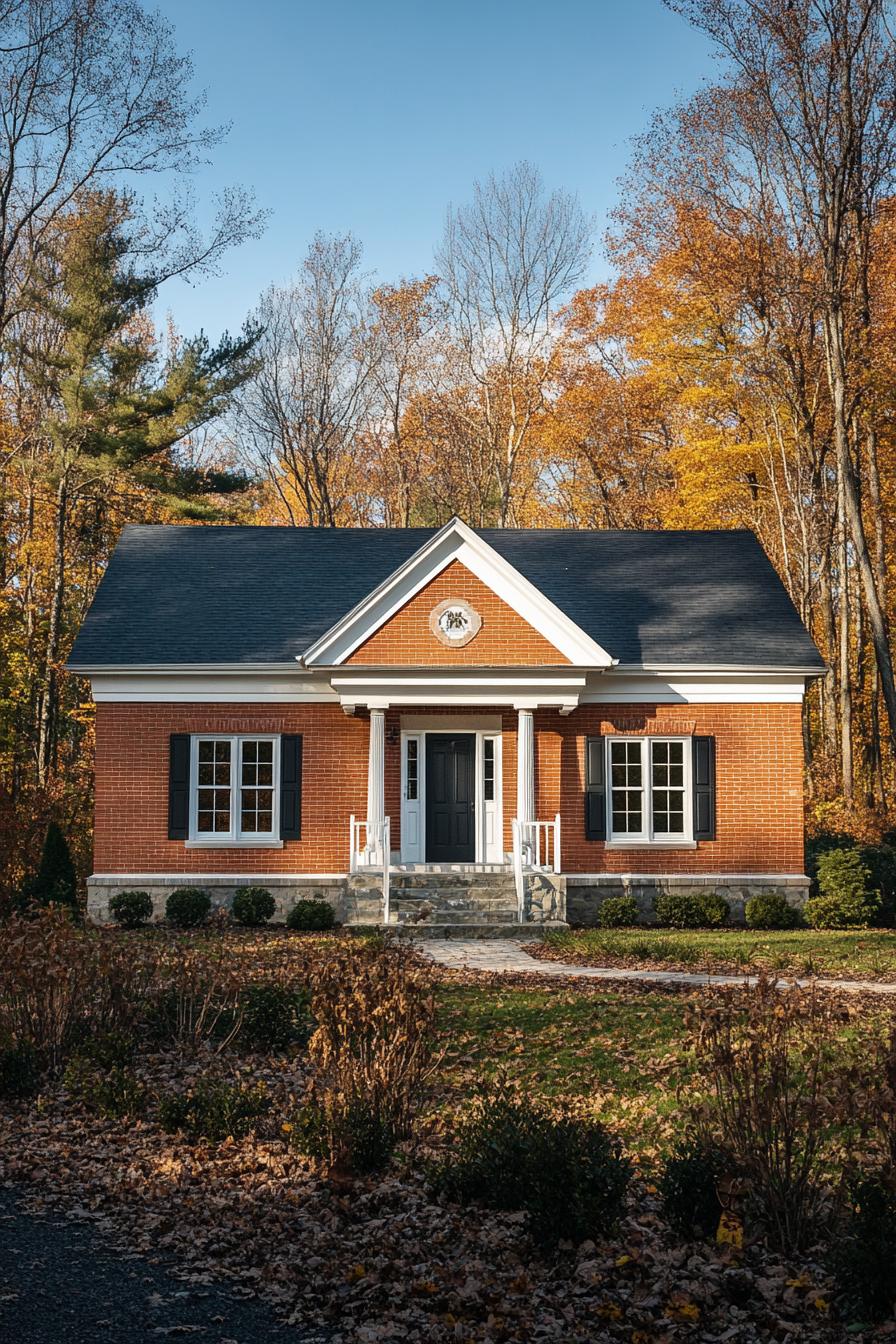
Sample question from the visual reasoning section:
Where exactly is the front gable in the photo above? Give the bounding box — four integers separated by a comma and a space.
300, 518, 615, 669
346, 560, 571, 666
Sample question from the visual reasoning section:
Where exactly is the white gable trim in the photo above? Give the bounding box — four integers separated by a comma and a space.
300, 517, 615, 669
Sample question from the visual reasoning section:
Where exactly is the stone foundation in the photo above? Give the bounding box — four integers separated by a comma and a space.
87, 874, 351, 925
565, 874, 810, 927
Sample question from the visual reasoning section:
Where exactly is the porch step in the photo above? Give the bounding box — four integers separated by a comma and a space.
394, 920, 568, 941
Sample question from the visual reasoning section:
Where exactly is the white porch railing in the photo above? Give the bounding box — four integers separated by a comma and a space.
511, 813, 562, 922
349, 814, 391, 925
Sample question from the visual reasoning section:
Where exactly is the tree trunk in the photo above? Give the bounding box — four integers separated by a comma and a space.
37, 473, 68, 787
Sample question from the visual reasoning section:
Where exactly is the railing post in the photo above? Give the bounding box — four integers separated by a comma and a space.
554, 811, 562, 874
512, 818, 525, 923
349, 814, 356, 874
382, 817, 391, 926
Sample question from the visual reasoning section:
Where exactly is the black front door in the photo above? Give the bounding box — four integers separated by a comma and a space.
425, 734, 475, 862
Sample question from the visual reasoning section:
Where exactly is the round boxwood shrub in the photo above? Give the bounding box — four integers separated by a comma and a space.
654, 889, 729, 929
109, 889, 153, 929
231, 886, 276, 927
286, 899, 335, 932
804, 848, 881, 929
165, 887, 212, 928
596, 894, 640, 928
744, 890, 798, 930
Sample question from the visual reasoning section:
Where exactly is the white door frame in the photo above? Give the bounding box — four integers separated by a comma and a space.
399, 719, 503, 864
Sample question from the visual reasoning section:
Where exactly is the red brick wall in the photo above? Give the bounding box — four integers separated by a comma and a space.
347, 561, 569, 666
94, 703, 369, 875
535, 703, 805, 873
93, 700, 805, 876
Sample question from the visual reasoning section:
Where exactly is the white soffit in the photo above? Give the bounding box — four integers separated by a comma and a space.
299, 517, 615, 669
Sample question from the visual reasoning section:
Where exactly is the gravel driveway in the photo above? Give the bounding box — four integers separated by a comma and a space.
0, 1187, 324, 1343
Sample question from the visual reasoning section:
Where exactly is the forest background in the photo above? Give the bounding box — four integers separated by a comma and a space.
2, 0, 894, 896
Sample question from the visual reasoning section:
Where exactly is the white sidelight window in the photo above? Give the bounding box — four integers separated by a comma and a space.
190, 735, 279, 842
608, 737, 692, 843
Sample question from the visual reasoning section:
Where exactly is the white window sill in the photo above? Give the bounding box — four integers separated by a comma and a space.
185, 839, 284, 849
605, 840, 698, 850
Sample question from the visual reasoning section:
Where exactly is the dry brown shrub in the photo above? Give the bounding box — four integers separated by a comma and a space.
689, 974, 859, 1252
146, 938, 247, 1050
301, 940, 437, 1174
0, 909, 152, 1069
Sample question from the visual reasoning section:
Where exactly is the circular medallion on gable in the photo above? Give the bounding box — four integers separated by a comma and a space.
429, 597, 482, 648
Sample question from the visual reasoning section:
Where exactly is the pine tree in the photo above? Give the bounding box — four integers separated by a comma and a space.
31, 822, 78, 910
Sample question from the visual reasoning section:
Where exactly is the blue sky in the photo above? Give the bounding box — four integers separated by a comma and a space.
152, 0, 714, 343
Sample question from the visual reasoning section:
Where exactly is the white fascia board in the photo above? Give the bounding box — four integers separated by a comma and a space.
91, 671, 337, 703
583, 669, 807, 704
300, 517, 615, 668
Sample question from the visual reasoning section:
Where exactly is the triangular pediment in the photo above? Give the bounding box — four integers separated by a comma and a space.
300, 518, 615, 668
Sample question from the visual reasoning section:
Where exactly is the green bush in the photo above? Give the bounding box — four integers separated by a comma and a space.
830, 1174, 896, 1322
596, 894, 640, 928
0, 1039, 40, 1099
293, 1096, 395, 1175
432, 1083, 630, 1248
862, 844, 896, 926
654, 889, 729, 929
64, 1058, 146, 1119
109, 889, 153, 929
238, 982, 313, 1052
156, 1079, 271, 1142
165, 887, 212, 928
804, 849, 881, 929
231, 886, 276, 927
745, 891, 798, 930
286, 899, 335, 931
660, 1138, 730, 1237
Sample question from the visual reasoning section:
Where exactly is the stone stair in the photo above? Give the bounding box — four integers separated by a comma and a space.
344, 869, 567, 939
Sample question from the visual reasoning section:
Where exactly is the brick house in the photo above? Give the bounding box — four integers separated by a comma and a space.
68, 518, 825, 932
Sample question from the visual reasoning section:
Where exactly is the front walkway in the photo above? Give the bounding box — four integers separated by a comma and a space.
416, 937, 896, 995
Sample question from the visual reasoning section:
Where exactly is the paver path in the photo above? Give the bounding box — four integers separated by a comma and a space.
417, 937, 896, 994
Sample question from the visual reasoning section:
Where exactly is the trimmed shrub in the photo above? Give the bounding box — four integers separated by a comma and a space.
238, 982, 313, 1052
231, 886, 276, 927
109, 889, 153, 929
165, 887, 212, 928
655, 889, 729, 929
804, 849, 881, 929
0, 1038, 40, 1099
286, 899, 335, 932
660, 1138, 730, 1237
29, 821, 78, 911
432, 1081, 630, 1248
830, 1174, 896, 1323
745, 891, 798, 930
157, 1079, 271, 1142
596, 894, 640, 928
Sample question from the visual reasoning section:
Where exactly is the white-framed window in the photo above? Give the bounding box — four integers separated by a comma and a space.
608, 736, 692, 843
189, 735, 280, 843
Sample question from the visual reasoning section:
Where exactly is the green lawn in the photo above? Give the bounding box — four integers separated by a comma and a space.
435, 982, 694, 1154
537, 926, 896, 979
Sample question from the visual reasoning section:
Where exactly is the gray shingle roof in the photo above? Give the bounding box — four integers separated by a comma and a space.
67, 524, 825, 671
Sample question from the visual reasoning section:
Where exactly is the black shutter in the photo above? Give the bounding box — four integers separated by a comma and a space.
693, 736, 716, 840
168, 734, 191, 840
280, 734, 303, 840
584, 735, 606, 840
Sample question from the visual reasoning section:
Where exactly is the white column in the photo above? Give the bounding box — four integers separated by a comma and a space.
516, 708, 535, 825
366, 708, 386, 862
